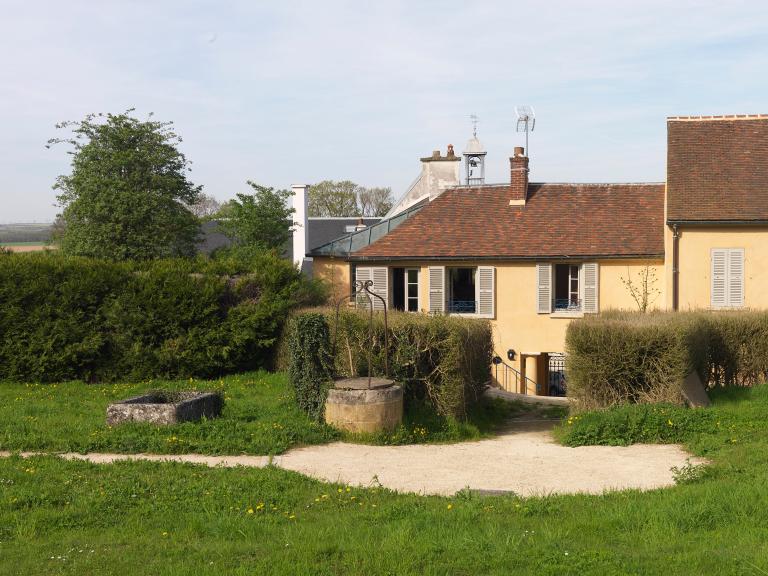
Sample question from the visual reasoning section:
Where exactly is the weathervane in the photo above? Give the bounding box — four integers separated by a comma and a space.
470, 114, 479, 138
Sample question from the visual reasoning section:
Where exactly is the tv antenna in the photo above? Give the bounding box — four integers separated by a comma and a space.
469, 113, 479, 138
515, 105, 536, 156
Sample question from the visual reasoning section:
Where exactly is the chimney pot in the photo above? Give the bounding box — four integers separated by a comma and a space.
514, 146, 525, 157
432, 150, 441, 159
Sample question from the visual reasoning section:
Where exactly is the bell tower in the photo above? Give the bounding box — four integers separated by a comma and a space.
463, 114, 487, 185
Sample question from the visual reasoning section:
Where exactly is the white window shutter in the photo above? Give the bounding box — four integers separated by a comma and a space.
428, 266, 445, 314
536, 263, 552, 314
711, 249, 727, 308
583, 262, 599, 313
728, 249, 744, 308
371, 267, 389, 311
477, 266, 495, 318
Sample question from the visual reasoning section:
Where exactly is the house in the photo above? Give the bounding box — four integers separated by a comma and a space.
300, 114, 768, 395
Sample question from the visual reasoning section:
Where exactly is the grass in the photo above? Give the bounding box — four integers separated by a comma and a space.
0, 372, 520, 455
1, 384, 768, 574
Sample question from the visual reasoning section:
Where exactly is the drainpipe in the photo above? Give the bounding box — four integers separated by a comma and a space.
672, 224, 680, 311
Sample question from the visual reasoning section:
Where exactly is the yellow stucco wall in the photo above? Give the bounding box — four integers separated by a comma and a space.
312, 257, 351, 301
664, 226, 768, 310
312, 258, 663, 393
467, 260, 663, 391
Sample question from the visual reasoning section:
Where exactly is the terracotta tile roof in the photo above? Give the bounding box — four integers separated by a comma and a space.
667, 116, 768, 222
353, 183, 664, 260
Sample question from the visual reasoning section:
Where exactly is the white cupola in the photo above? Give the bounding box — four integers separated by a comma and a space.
463, 127, 487, 186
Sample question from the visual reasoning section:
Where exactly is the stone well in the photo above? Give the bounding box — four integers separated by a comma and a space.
106, 391, 223, 426
325, 377, 403, 434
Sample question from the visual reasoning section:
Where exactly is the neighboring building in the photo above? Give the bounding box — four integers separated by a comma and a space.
199, 213, 381, 270
305, 115, 768, 396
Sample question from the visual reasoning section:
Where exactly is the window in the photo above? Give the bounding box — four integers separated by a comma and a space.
711, 248, 744, 309
406, 269, 419, 312
537, 263, 598, 314
428, 266, 495, 318
390, 268, 420, 312
447, 268, 476, 313
554, 264, 581, 311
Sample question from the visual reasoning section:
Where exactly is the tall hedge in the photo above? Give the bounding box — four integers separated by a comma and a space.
287, 313, 334, 421
566, 310, 768, 409
0, 250, 324, 382
280, 308, 492, 419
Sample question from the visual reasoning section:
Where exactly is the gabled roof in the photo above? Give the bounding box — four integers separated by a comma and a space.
667, 115, 768, 222
353, 183, 665, 260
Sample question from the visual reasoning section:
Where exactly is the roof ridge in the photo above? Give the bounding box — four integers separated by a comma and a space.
668, 114, 768, 121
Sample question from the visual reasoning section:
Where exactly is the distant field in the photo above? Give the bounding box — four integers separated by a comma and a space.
0, 223, 53, 244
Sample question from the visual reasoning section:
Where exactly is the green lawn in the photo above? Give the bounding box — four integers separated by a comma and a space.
0, 372, 520, 455
0, 384, 767, 574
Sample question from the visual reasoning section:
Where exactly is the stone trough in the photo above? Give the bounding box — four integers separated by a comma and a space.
106, 391, 223, 426
325, 377, 403, 434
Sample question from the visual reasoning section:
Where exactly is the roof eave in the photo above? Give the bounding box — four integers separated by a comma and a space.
667, 219, 768, 226
348, 253, 665, 263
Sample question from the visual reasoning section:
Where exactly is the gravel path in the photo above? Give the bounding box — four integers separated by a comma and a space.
0, 420, 704, 497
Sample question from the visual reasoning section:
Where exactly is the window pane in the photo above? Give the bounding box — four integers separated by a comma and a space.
407, 297, 418, 312
407, 269, 418, 283
408, 284, 418, 298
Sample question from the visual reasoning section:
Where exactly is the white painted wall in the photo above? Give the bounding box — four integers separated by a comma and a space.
291, 184, 309, 269
385, 157, 460, 217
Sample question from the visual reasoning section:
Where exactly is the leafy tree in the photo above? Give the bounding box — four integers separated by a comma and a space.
220, 181, 295, 250
49, 110, 202, 260
307, 180, 393, 217
187, 193, 221, 219
358, 186, 393, 216
308, 180, 359, 217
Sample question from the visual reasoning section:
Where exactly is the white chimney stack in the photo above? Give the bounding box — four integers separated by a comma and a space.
292, 184, 309, 269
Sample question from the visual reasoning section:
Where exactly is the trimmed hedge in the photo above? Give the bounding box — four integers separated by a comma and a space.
0, 250, 324, 382
566, 310, 768, 409
280, 308, 492, 419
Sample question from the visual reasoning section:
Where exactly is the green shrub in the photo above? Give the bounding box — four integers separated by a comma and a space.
287, 313, 334, 420
281, 308, 492, 419
554, 402, 718, 446
0, 251, 324, 382
566, 310, 768, 409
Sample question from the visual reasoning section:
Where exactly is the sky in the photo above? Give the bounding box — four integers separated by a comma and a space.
1, 0, 767, 223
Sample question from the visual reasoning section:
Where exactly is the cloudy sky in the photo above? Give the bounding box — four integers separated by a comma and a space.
1, 0, 767, 222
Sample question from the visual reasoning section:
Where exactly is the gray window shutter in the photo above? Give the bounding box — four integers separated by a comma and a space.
728, 249, 744, 308
371, 267, 389, 311
711, 249, 727, 308
583, 262, 599, 313
536, 263, 552, 314
355, 267, 373, 309
428, 266, 445, 314
477, 266, 495, 318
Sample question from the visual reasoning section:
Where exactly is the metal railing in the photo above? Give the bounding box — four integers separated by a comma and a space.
310, 202, 425, 257
492, 357, 541, 395
554, 298, 582, 312
447, 300, 476, 314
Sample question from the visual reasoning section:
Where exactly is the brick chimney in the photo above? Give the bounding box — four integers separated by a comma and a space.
509, 146, 529, 206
